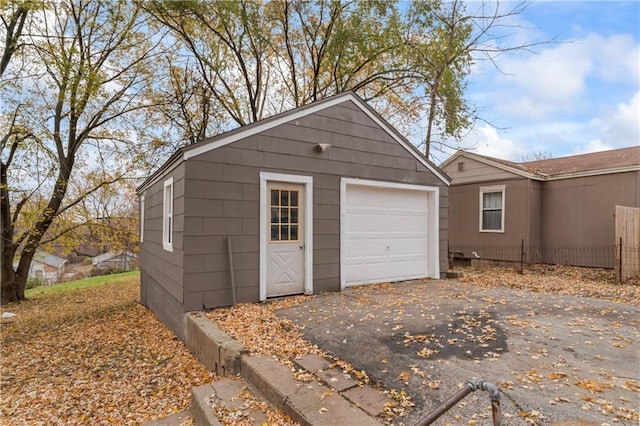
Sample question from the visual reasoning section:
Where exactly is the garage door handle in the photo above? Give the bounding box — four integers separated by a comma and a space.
299, 245, 305, 250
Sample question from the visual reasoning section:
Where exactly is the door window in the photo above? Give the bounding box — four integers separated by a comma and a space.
270, 189, 299, 241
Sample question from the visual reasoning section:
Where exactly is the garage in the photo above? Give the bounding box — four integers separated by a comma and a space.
138, 92, 449, 340
340, 178, 440, 288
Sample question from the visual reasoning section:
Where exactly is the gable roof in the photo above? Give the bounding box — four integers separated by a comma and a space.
441, 146, 640, 181
138, 92, 450, 193
92, 251, 138, 265
33, 251, 67, 268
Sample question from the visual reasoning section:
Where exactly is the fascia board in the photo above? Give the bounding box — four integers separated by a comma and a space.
136, 152, 184, 194
544, 165, 640, 180
459, 151, 545, 181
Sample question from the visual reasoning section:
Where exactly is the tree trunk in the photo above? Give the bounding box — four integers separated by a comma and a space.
14, 247, 36, 300
1, 160, 19, 303
1, 165, 72, 303
424, 80, 440, 158
0, 250, 18, 304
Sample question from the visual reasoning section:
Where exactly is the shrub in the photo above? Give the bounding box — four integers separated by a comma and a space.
26, 278, 43, 289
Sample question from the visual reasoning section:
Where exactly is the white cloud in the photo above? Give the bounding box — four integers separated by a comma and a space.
479, 32, 639, 121
587, 33, 639, 84
468, 91, 640, 160
579, 91, 640, 153
464, 8, 640, 160
463, 125, 528, 161
572, 139, 615, 155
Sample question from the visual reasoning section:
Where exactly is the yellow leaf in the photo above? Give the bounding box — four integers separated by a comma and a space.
547, 372, 568, 379
398, 371, 410, 381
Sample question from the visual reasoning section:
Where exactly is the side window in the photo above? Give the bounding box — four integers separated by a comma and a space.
140, 195, 145, 243
163, 178, 173, 251
479, 185, 505, 232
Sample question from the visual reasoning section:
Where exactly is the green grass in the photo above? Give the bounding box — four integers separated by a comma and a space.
25, 270, 140, 297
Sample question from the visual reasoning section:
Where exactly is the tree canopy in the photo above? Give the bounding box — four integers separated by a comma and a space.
1, 0, 539, 303
1, 0, 160, 302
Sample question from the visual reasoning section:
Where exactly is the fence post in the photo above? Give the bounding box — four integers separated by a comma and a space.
618, 237, 623, 283
520, 239, 524, 275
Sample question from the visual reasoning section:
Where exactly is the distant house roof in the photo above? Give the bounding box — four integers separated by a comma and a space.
92, 251, 138, 266
33, 251, 67, 268
441, 146, 640, 181
92, 251, 116, 265
137, 91, 451, 193
520, 146, 640, 176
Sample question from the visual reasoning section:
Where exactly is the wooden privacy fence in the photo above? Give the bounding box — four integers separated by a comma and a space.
615, 205, 640, 282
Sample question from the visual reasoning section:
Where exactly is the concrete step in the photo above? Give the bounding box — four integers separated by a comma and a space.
142, 409, 194, 426
241, 355, 383, 426
183, 313, 387, 425
191, 355, 385, 426
192, 377, 269, 426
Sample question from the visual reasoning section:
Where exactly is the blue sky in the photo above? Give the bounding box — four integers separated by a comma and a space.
431, 0, 640, 163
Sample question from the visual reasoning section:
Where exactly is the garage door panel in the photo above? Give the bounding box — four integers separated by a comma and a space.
343, 183, 431, 287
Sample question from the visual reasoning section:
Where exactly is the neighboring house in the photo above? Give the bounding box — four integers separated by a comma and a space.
441, 146, 640, 268
16, 251, 68, 284
92, 251, 138, 270
137, 92, 450, 339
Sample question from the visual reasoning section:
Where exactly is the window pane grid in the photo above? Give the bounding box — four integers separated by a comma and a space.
481, 190, 503, 231
270, 189, 300, 241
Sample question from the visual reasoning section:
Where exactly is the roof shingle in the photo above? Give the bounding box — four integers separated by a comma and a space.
520, 146, 640, 176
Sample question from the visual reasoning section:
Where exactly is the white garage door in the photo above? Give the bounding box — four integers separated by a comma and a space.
342, 180, 436, 287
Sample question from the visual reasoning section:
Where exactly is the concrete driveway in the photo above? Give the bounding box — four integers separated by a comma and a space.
276, 279, 640, 425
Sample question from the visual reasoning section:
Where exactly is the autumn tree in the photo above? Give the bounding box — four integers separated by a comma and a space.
145, 0, 422, 142
1, 0, 160, 303
54, 179, 141, 260
146, 1, 546, 160
405, 0, 550, 157
146, 0, 274, 128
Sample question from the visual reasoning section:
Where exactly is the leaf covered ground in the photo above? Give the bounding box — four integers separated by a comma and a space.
458, 264, 640, 305
1, 265, 637, 424
207, 265, 640, 424
0, 275, 214, 425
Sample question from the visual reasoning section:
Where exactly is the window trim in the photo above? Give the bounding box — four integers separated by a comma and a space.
162, 178, 174, 251
140, 195, 145, 243
479, 185, 505, 233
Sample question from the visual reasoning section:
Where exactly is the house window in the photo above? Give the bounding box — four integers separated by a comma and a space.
140, 195, 145, 243
479, 185, 505, 232
270, 189, 299, 241
458, 161, 464, 172
163, 178, 173, 251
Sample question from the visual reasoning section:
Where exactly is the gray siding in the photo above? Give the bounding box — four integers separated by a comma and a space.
448, 170, 639, 267
140, 269, 186, 341
139, 162, 185, 305
541, 171, 640, 248
443, 156, 519, 184
448, 177, 536, 261
183, 101, 448, 309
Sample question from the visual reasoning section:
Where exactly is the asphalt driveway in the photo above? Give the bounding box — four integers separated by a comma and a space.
276, 279, 640, 425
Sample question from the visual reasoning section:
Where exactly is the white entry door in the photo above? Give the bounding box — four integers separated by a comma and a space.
266, 182, 305, 297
